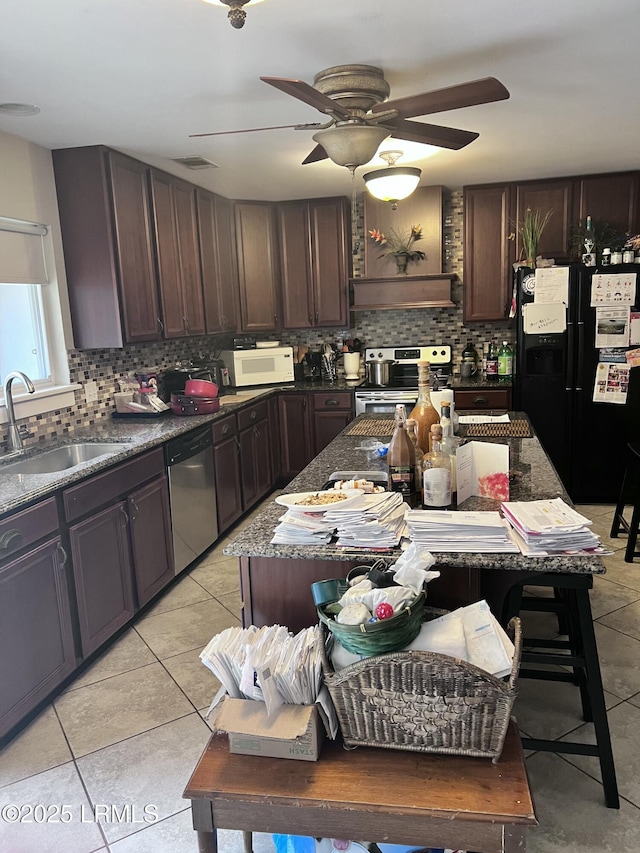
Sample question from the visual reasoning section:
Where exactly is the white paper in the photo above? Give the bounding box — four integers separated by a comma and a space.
630, 313, 640, 346
523, 301, 566, 334
533, 266, 569, 304
591, 272, 637, 306
456, 441, 509, 505
593, 361, 630, 404
595, 307, 630, 348
458, 413, 510, 424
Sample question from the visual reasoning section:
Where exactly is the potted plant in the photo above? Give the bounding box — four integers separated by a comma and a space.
510, 208, 553, 268
368, 225, 426, 275
569, 219, 621, 264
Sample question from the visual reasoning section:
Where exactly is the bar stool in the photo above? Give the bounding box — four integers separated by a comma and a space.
503, 572, 619, 809
610, 365, 640, 561
610, 441, 640, 561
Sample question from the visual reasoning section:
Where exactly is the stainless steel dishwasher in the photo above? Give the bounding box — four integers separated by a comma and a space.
166, 425, 218, 574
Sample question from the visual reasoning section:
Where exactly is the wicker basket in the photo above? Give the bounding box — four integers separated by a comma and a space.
317, 586, 426, 656
320, 611, 522, 763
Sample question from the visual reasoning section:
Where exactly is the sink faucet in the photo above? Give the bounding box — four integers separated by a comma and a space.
4, 371, 36, 457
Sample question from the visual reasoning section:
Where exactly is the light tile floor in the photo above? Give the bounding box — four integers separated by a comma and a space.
1, 499, 639, 852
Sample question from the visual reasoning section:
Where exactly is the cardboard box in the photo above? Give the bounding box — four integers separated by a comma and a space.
215, 697, 325, 761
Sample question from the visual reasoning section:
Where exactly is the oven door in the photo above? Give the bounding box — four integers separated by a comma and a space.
355, 390, 418, 417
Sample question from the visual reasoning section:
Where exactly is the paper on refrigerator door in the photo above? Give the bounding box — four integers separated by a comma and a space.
533, 266, 569, 304
523, 301, 566, 334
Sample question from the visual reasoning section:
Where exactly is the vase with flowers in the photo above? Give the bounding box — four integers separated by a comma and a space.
509, 208, 553, 268
368, 225, 426, 275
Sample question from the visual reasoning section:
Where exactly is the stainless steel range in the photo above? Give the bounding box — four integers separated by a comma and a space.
355, 345, 453, 417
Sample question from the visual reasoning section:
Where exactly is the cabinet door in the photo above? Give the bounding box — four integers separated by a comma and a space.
198, 189, 236, 333
310, 198, 349, 327
149, 169, 184, 338
173, 178, 205, 336
108, 151, 162, 343
514, 179, 574, 262
0, 538, 76, 739
213, 435, 243, 534
253, 418, 272, 502
313, 411, 353, 455
235, 202, 280, 332
575, 171, 640, 235
128, 477, 174, 607
214, 194, 239, 332
278, 394, 313, 480
268, 395, 282, 485
454, 388, 511, 411
69, 502, 136, 657
463, 184, 513, 322
238, 426, 258, 510
278, 202, 314, 329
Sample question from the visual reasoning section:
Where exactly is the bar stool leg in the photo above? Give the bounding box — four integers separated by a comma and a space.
565, 588, 592, 722
575, 587, 619, 809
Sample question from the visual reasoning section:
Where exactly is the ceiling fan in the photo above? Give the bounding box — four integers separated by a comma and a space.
190, 64, 510, 169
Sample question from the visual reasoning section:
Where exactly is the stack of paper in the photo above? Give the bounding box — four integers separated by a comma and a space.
271, 510, 335, 545
405, 509, 519, 552
323, 491, 407, 550
501, 497, 603, 555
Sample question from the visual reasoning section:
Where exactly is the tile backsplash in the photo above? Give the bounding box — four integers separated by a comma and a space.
5, 188, 515, 449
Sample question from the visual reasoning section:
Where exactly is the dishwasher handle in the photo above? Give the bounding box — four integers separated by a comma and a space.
166, 425, 213, 466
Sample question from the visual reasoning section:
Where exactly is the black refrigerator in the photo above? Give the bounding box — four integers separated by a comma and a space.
514, 264, 637, 503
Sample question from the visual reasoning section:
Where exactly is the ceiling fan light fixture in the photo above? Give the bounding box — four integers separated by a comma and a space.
201, 0, 265, 29
363, 165, 422, 203
312, 124, 390, 169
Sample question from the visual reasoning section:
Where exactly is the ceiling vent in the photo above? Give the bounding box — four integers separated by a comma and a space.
171, 155, 219, 170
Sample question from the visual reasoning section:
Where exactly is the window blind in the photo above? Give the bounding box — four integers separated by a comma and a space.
0, 217, 49, 284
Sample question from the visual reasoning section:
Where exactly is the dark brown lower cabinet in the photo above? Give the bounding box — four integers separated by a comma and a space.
0, 537, 76, 740
128, 477, 174, 607
238, 412, 272, 510
312, 391, 354, 454
278, 393, 313, 479
212, 415, 243, 534
69, 502, 136, 657
268, 395, 282, 484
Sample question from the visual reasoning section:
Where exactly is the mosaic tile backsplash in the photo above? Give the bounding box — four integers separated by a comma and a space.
6, 188, 516, 449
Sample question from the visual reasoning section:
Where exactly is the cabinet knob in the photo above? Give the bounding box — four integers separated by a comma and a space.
315, 312, 319, 323
250, 410, 257, 420
325, 399, 339, 406
119, 505, 129, 525
130, 498, 139, 521
56, 543, 68, 568
156, 318, 164, 334
473, 396, 489, 405
222, 424, 230, 436
0, 528, 23, 552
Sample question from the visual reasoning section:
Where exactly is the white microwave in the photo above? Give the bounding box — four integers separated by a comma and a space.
219, 347, 295, 387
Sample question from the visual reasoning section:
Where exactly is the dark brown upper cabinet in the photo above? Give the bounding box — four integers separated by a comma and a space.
196, 189, 238, 334
514, 178, 574, 264
574, 171, 639, 235
149, 171, 205, 337
53, 146, 162, 348
235, 202, 280, 332
278, 197, 350, 329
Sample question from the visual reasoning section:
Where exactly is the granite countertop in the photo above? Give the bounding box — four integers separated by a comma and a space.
0, 379, 363, 517
224, 413, 605, 576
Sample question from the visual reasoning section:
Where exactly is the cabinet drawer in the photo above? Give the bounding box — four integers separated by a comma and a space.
312, 391, 353, 411
237, 399, 268, 431
454, 388, 511, 410
63, 448, 164, 523
0, 498, 58, 562
212, 414, 237, 444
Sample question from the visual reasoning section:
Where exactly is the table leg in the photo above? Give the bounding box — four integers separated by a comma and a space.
243, 830, 254, 853
191, 798, 217, 853
503, 824, 527, 852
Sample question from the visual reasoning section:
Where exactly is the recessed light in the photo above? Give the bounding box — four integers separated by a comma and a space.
0, 103, 41, 117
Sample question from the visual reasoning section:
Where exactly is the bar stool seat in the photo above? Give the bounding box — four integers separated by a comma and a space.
503, 572, 619, 809
610, 441, 640, 562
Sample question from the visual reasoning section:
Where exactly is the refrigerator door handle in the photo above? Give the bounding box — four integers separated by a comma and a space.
566, 319, 575, 391
575, 320, 585, 392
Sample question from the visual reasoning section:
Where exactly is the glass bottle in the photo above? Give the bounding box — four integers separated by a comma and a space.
582, 215, 596, 266
439, 403, 458, 506
486, 340, 499, 381
387, 404, 416, 506
422, 424, 452, 510
461, 340, 478, 368
497, 341, 513, 383
406, 418, 424, 505
408, 361, 440, 455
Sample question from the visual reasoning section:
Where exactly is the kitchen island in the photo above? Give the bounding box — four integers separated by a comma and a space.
224, 413, 606, 631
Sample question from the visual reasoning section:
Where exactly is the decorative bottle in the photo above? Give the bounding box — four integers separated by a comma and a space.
582, 215, 596, 266
439, 402, 458, 506
406, 418, 424, 505
387, 404, 417, 506
422, 424, 452, 510
497, 341, 513, 383
486, 340, 499, 381
408, 361, 440, 454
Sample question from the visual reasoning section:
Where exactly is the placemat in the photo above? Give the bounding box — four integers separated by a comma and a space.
464, 420, 532, 437
345, 418, 396, 436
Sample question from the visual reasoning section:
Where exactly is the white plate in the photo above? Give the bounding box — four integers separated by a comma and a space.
255, 341, 280, 348
275, 489, 363, 512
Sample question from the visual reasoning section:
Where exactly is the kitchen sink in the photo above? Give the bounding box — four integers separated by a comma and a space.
0, 442, 131, 475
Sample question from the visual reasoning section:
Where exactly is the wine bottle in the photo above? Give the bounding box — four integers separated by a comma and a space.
387, 404, 417, 506
406, 418, 424, 505
408, 361, 440, 454
422, 424, 452, 510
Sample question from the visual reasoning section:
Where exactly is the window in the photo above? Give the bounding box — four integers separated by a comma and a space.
0, 217, 74, 412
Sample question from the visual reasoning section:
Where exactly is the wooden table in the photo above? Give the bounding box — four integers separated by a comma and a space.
184, 721, 537, 853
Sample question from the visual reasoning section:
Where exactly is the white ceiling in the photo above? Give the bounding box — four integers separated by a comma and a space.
2, 0, 639, 202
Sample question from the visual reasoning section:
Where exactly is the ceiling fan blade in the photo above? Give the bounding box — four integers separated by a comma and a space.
373, 77, 510, 119
387, 118, 479, 150
302, 143, 328, 165
260, 76, 352, 120
189, 123, 322, 138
